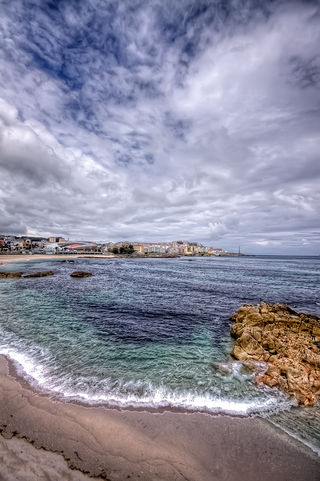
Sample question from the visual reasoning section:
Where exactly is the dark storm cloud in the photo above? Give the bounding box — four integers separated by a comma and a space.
0, 0, 319, 253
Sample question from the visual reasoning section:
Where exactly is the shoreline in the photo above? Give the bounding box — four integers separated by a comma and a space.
3, 347, 298, 419
0, 253, 250, 267
5, 353, 276, 418
0, 355, 319, 481
0, 253, 116, 266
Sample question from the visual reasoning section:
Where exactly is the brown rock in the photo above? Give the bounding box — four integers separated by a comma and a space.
23, 271, 54, 278
70, 271, 93, 278
230, 302, 320, 406
0, 272, 23, 278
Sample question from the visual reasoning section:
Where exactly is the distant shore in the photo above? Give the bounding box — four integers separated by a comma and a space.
0, 355, 319, 481
0, 253, 115, 266
0, 253, 249, 268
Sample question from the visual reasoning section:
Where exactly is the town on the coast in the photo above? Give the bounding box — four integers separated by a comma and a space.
0, 235, 242, 256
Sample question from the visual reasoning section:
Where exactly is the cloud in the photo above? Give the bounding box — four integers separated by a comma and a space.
0, 0, 319, 253
0, 105, 68, 186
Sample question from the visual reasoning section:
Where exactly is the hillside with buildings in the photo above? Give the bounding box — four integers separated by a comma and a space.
0, 236, 234, 256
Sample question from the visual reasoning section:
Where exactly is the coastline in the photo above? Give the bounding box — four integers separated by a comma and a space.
0, 254, 115, 266
0, 355, 319, 481
0, 253, 249, 267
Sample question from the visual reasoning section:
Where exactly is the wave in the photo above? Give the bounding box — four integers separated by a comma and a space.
3, 343, 320, 458
0, 342, 294, 417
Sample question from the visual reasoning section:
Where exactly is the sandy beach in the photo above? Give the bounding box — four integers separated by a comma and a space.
0, 355, 319, 481
0, 435, 95, 481
0, 254, 115, 266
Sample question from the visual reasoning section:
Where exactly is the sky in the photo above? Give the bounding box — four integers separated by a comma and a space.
0, 0, 319, 254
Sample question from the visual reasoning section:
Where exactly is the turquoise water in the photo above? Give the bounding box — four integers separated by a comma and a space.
0, 256, 319, 451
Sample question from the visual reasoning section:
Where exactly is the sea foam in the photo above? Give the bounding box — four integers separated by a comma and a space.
0, 340, 294, 417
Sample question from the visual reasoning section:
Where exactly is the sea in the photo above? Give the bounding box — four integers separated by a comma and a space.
0, 255, 319, 453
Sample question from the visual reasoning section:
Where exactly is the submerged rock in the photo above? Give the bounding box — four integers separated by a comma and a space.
23, 271, 54, 278
230, 302, 320, 406
0, 272, 23, 278
70, 271, 93, 278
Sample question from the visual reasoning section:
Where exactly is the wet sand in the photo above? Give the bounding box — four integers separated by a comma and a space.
0, 435, 97, 481
0, 356, 319, 481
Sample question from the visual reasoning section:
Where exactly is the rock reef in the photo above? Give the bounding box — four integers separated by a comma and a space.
0, 272, 23, 278
23, 271, 54, 278
231, 302, 320, 406
0, 271, 55, 279
70, 271, 93, 278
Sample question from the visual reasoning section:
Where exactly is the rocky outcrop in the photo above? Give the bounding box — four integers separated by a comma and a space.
231, 302, 320, 406
23, 271, 54, 278
0, 272, 23, 278
70, 271, 93, 278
